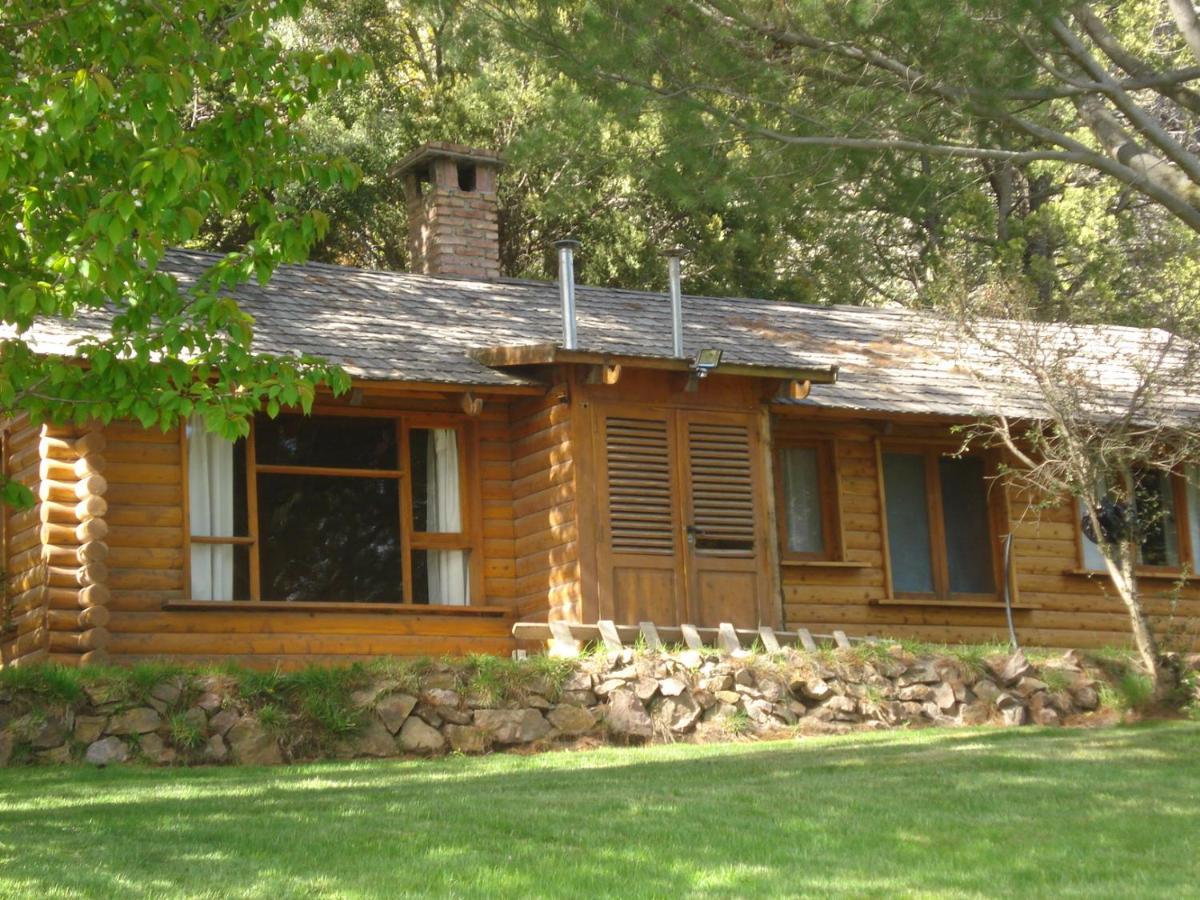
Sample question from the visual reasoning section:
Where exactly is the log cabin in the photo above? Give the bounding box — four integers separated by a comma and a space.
4, 141, 1200, 670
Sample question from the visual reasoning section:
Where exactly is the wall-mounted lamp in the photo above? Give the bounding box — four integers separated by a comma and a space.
692, 348, 723, 378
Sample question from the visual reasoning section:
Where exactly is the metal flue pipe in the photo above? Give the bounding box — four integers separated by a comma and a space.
663, 248, 686, 358
554, 238, 581, 350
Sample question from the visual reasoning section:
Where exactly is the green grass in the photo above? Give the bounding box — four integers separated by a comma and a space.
1, 723, 1197, 898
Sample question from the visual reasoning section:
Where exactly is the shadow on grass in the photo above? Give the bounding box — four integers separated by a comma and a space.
0, 723, 1197, 898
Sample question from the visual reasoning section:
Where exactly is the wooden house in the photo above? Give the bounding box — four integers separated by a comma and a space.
4, 142, 1200, 669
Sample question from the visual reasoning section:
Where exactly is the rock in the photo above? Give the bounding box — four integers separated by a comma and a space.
1014, 676, 1048, 697
203, 733, 228, 763
972, 678, 1003, 705
898, 661, 940, 686
107, 707, 162, 736
399, 716, 446, 753
605, 690, 653, 740
524, 694, 553, 711
83, 683, 124, 706
434, 705, 473, 726
702, 673, 735, 693
744, 698, 778, 725
999, 705, 1027, 727
424, 688, 461, 709
898, 684, 933, 703
1073, 684, 1100, 711
817, 695, 859, 722
414, 704, 443, 728
139, 733, 176, 765
150, 680, 183, 705
795, 677, 833, 702
86, 736, 129, 766
933, 682, 957, 711
561, 670, 593, 693
992, 649, 1033, 686
559, 690, 597, 707
659, 677, 687, 697
715, 690, 741, 705
656, 691, 702, 733
609, 665, 638, 680
226, 718, 282, 766
758, 679, 786, 703
677, 650, 703, 670
209, 708, 239, 737
29, 715, 69, 749
339, 719, 397, 759
1033, 706, 1060, 726
634, 677, 659, 702
196, 692, 223, 714
474, 708, 551, 745
960, 701, 991, 726
445, 724, 490, 754
376, 694, 418, 734
593, 678, 626, 698
733, 668, 756, 687
38, 745, 73, 764
547, 705, 597, 736
0, 731, 11, 768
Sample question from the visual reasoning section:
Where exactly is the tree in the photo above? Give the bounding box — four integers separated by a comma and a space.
0, 0, 365, 495
938, 273, 1200, 694
491, 0, 1200, 317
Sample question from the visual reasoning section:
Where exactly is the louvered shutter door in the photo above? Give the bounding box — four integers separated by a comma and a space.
605, 417, 674, 554
687, 421, 756, 554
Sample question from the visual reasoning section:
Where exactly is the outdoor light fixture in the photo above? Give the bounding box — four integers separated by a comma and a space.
692, 348, 724, 378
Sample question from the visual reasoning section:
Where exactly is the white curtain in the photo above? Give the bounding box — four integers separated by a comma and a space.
1188, 464, 1200, 572
188, 415, 235, 601
426, 428, 468, 604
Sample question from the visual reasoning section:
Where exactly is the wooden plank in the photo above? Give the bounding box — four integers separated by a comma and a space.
758, 625, 781, 653
680, 622, 704, 650
717, 622, 741, 654
833, 629, 852, 649
596, 619, 624, 651
796, 628, 818, 652
638, 621, 661, 651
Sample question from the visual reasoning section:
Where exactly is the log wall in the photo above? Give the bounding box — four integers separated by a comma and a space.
509, 381, 580, 625
775, 413, 1200, 649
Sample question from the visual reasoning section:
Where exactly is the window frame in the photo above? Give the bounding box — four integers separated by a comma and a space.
181, 408, 482, 607
878, 441, 1007, 603
1074, 465, 1196, 577
774, 439, 844, 563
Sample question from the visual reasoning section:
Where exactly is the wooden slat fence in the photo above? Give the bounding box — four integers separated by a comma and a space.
512, 620, 872, 656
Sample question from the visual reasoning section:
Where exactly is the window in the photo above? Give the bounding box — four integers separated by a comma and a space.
1079, 466, 1194, 572
185, 413, 473, 605
775, 441, 841, 561
881, 448, 998, 600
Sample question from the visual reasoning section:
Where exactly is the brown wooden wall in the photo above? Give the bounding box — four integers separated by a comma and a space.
509, 378, 580, 625
774, 412, 1200, 649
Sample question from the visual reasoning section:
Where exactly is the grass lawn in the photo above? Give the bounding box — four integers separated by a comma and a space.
0, 723, 1197, 898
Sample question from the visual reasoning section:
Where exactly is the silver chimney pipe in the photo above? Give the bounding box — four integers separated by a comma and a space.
663, 247, 686, 358
554, 238, 581, 350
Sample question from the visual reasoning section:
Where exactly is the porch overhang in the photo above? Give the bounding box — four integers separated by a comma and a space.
469, 342, 839, 385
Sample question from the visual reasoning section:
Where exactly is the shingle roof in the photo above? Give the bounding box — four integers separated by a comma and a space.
12, 249, 1200, 422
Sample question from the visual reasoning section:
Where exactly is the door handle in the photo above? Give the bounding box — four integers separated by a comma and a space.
685, 524, 702, 546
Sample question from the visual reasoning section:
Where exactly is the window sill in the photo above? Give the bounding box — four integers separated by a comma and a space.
779, 559, 870, 568
1064, 568, 1197, 582
873, 598, 1042, 610
163, 601, 511, 617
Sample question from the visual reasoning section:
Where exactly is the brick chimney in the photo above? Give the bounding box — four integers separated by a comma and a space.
396, 142, 503, 279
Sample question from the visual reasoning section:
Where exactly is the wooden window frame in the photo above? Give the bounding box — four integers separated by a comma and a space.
879, 442, 1006, 604
1073, 466, 1196, 579
181, 410, 482, 608
774, 439, 844, 564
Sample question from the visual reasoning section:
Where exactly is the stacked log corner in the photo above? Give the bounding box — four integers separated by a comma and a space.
2, 420, 111, 668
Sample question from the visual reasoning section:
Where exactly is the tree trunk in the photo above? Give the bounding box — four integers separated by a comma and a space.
1103, 550, 1167, 698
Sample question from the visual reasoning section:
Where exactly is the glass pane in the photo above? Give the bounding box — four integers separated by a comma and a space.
256, 415, 398, 470
781, 446, 825, 555
186, 416, 247, 538
1078, 498, 1107, 571
882, 453, 935, 593
939, 457, 995, 594
410, 428, 462, 532
258, 474, 403, 602
411, 550, 470, 605
1136, 469, 1180, 567
190, 544, 250, 601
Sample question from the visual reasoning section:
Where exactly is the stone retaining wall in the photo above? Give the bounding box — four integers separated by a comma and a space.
0, 645, 1172, 768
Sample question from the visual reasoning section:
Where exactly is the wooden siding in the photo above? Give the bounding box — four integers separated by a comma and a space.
510, 380, 580, 625
775, 413, 1200, 649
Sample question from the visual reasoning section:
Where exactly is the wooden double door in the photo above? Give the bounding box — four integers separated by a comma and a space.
593, 405, 772, 628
